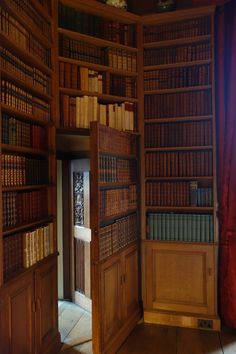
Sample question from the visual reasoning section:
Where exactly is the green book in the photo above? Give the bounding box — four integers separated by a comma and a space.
148, 214, 154, 240
166, 213, 170, 241
153, 214, 158, 240
178, 214, 183, 241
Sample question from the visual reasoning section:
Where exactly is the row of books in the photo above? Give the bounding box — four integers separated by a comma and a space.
143, 16, 211, 43
99, 213, 137, 261
144, 42, 211, 66
144, 120, 212, 148
145, 151, 213, 177
3, 190, 48, 228
59, 63, 103, 93
110, 75, 136, 98
1, 80, 51, 121
0, 7, 51, 68
144, 64, 211, 91
6, 0, 51, 37
3, 232, 22, 280
0, 47, 51, 95
99, 124, 137, 156
146, 181, 212, 207
99, 155, 137, 184
2, 113, 47, 149
59, 34, 137, 72
58, 3, 136, 47
23, 223, 54, 268
3, 223, 54, 280
1, 154, 48, 187
147, 213, 213, 243
61, 95, 134, 131
144, 90, 212, 119
100, 185, 137, 218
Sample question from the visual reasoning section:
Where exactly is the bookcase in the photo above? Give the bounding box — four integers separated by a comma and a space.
141, 6, 220, 330
0, 0, 61, 353
90, 122, 141, 354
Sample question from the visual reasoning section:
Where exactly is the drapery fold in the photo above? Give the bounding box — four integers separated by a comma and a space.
216, 0, 236, 328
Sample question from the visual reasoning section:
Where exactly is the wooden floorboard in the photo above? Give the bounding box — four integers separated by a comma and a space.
176, 327, 222, 354
117, 323, 177, 354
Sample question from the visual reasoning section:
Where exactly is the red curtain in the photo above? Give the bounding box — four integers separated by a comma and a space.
216, 0, 236, 327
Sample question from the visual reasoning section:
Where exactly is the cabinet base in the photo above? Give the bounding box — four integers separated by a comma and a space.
144, 310, 220, 331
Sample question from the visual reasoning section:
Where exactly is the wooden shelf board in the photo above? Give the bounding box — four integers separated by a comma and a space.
2, 184, 53, 192
1, 69, 52, 102
144, 85, 212, 95
99, 182, 136, 188
143, 35, 211, 49
99, 151, 137, 159
1, 0, 51, 48
0, 31, 52, 75
145, 176, 213, 181
100, 208, 137, 223
144, 116, 213, 124
144, 60, 212, 71
3, 216, 54, 237
59, 0, 140, 24
145, 145, 213, 152
1, 144, 49, 156
0, 104, 52, 127
59, 87, 138, 103
145, 206, 214, 212
58, 56, 138, 76
56, 127, 90, 136
58, 28, 138, 52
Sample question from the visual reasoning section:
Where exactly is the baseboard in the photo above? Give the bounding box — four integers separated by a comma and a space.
144, 310, 221, 331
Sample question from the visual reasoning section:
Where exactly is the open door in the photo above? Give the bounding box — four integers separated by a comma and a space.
90, 122, 141, 354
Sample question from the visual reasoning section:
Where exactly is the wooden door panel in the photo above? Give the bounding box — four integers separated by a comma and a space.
35, 257, 59, 354
123, 245, 139, 319
145, 242, 216, 315
100, 256, 123, 347
0, 273, 34, 354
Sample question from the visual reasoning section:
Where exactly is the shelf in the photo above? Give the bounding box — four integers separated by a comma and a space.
100, 208, 137, 223
59, 87, 138, 103
144, 60, 212, 71
144, 116, 213, 124
57, 127, 90, 136
144, 85, 212, 95
1, 144, 50, 156
58, 28, 138, 52
0, 31, 52, 75
145, 145, 213, 152
146, 206, 214, 212
145, 176, 213, 181
30, 0, 52, 22
99, 150, 137, 159
59, 0, 139, 24
1, 0, 51, 48
58, 56, 138, 76
143, 35, 211, 49
1, 69, 52, 102
99, 182, 136, 188
98, 240, 138, 265
2, 184, 53, 192
143, 239, 217, 246
1, 104, 52, 127
3, 216, 54, 237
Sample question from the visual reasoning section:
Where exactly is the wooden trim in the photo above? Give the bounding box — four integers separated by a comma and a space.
145, 145, 213, 152
144, 116, 213, 123
143, 35, 211, 49
62, 160, 73, 300
144, 60, 212, 70
1, 144, 51, 156
144, 85, 212, 95
3, 217, 54, 237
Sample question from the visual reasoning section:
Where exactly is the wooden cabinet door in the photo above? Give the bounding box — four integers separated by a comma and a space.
122, 245, 139, 320
34, 257, 60, 354
144, 242, 216, 316
0, 273, 34, 354
100, 255, 123, 348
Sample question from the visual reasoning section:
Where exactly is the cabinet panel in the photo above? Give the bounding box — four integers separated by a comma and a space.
145, 242, 216, 315
0, 273, 34, 354
123, 245, 139, 320
35, 258, 59, 354
100, 256, 123, 347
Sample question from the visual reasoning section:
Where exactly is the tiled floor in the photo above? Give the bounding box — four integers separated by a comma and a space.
58, 301, 236, 354
59, 300, 92, 354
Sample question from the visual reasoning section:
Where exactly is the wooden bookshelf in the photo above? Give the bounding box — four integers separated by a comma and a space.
0, 0, 61, 352
141, 6, 220, 331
